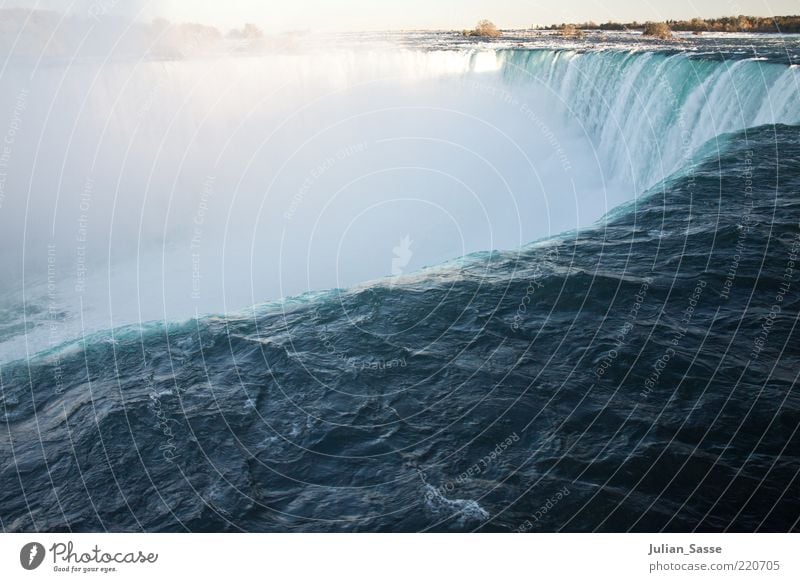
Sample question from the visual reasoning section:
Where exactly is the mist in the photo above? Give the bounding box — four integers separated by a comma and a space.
0, 19, 624, 359
4, 10, 796, 360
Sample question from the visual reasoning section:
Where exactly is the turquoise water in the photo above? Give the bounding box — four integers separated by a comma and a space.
1, 34, 799, 532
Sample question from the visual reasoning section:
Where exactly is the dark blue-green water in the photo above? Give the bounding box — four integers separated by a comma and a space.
1, 26, 800, 532
2, 120, 798, 532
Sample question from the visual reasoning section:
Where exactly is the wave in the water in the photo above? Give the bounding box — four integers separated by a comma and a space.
1, 46, 798, 362
2, 123, 798, 532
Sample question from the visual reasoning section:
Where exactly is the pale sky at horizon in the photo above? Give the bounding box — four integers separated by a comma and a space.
8, 0, 799, 31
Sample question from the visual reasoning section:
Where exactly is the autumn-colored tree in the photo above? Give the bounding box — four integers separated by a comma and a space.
560, 24, 584, 38
642, 21, 673, 39
464, 19, 502, 37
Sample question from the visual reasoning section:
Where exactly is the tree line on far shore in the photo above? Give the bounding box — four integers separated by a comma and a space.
462, 15, 800, 38
543, 15, 800, 34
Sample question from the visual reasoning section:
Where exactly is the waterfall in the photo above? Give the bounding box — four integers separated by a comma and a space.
499, 49, 800, 189
0, 46, 797, 360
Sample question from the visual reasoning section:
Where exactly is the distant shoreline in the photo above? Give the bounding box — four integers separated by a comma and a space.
537, 15, 800, 35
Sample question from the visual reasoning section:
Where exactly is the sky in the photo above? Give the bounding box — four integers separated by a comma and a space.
8, 0, 799, 31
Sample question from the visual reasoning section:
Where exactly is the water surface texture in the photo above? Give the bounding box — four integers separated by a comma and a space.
0, 30, 798, 532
